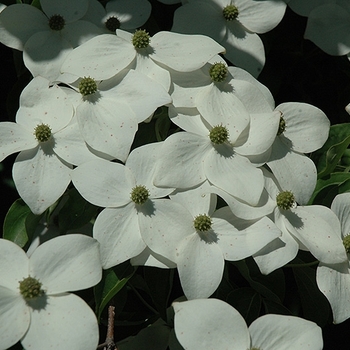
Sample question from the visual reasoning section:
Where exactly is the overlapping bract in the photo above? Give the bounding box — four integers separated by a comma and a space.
1, 0, 349, 348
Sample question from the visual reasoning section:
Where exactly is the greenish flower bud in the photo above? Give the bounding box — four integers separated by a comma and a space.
132, 29, 150, 49
34, 123, 52, 143
131, 185, 150, 205
343, 235, 350, 253
222, 5, 239, 21
19, 276, 45, 300
277, 115, 286, 136
105, 16, 121, 32
209, 125, 229, 144
79, 77, 98, 96
276, 191, 295, 210
209, 62, 228, 83
193, 214, 212, 232
48, 14, 65, 31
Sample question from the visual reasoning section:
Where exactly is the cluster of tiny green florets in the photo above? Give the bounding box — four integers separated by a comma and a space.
277, 115, 286, 136
131, 185, 150, 205
79, 77, 98, 96
19, 276, 45, 300
48, 14, 65, 31
105, 16, 121, 32
34, 123, 52, 143
222, 4, 239, 21
193, 214, 212, 232
209, 125, 229, 144
276, 191, 295, 210
209, 62, 228, 83
343, 235, 350, 253
132, 29, 150, 49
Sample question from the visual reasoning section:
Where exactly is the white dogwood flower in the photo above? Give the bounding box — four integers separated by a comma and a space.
172, 0, 286, 76
0, 76, 97, 214
317, 192, 350, 324
171, 298, 323, 350
0, 234, 102, 350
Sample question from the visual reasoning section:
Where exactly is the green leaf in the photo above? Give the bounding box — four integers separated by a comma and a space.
262, 299, 292, 316
117, 319, 171, 350
312, 123, 350, 177
30, 0, 41, 9
309, 172, 350, 204
94, 264, 135, 321
292, 259, 331, 327
155, 106, 171, 142
3, 199, 41, 247
226, 287, 261, 325
58, 188, 98, 233
231, 259, 285, 303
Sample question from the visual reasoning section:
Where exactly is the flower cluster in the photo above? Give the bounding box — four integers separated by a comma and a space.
0, 0, 350, 349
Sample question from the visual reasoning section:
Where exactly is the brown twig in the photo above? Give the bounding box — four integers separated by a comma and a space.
96, 305, 117, 350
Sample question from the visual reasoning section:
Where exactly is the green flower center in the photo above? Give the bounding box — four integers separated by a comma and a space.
34, 124, 52, 143
79, 77, 98, 96
277, 115, 286, 136
132, 29, 150, 49
343, 235, 350, 253
276, 191, 295, 210
19, 276, 45, 300
222, 4, 239, 21
105, 16, 121, 32
209, 125, 229, 144
193, 214, 212, 232
209, 62, 228, 82
48, 14, 65, 31
130, 185, 150, 205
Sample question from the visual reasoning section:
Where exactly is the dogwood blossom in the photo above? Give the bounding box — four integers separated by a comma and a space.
61, 29, 225, 90
286, 0, 331, 16
253, 168, 348, 274
140, 182, 280, 299
267, 101, 330, 205
172, 0, 286, 76
0, 0, 102, 81
58, 69, 171, 161
304, 1, 350, 59
169, 60, 274, 119
154, 102, 280, 205
71, 142, 175, 269
0, 76, 97, 214
171, 298, 323, 350
316, 192, 350, 324
0, 234, 102, 350
82, 0, 152, 33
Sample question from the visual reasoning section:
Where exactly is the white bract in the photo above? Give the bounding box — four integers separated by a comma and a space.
61, 29, 225, 91
140, 182, 280, 299
304, 1, 350, 59
316, 193, 350, 324
286, 0, 333, 17
172, 0, 286, 76
0, 0, 102, 81
253, 168, 348, 274
267, 102, 330, 205
154, 100, 279, 205
82, 0, 152, 33
0, 76, 96, 214
170, 61, 275, 120
72, 143, 175, 269
59, 69, 171, 161
171, 298, 323, 350
0, 234, 102, 350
